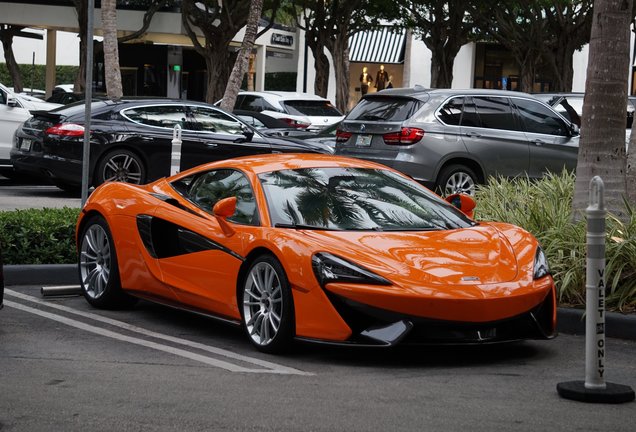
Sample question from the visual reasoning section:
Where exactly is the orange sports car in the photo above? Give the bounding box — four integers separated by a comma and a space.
76, 154, 556, 353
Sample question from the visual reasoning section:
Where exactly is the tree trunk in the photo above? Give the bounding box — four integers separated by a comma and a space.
312, 47, 330, 98
572, 0, 633, 220
329, 34, 350, 113
220, 0, 264, 112
0, 28, 23, 93
428, 41, 462, 89
73, 0, 88, 92
205, 50, 236, 104
102, 0, 123, 100
519, 64, 535, 93
627, 129, 636, 204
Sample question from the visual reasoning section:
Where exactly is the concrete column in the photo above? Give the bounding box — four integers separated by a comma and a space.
255, 45, 266, 91
45, 29, 57, 98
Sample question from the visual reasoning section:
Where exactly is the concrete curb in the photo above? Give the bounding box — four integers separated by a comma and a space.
3, 264, 636, 341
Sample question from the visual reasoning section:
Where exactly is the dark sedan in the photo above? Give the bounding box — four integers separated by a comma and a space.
10, 98, 325, 191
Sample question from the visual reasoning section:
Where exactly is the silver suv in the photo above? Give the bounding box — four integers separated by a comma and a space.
335, 88, 579, 195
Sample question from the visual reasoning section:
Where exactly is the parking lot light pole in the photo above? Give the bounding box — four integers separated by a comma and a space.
556, 176, 635, 404
81, 0, 95, 207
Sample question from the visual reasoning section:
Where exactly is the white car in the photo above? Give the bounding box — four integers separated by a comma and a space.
0, 83, 61, 172
232, 91, 344, 131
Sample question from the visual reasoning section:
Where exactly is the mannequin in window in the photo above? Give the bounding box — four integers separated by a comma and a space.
360, 66, 373, 95
375, 64, 389, 91
386, 75, 394, 89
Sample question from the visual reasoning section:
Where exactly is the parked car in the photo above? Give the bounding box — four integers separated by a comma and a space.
10, 98, 326, 192
533, 92, 636, 129
232, 109, 296, 136
46, 92, 84, 105
335, 87, 580, 196
0, 82, 61, 175
77, 153, 556, 353
230, 91, 344, 131
287, 121, 340, 154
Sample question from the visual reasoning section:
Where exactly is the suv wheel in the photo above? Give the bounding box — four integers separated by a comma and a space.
437, 164, 478, 196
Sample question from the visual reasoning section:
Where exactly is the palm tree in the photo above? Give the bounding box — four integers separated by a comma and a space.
572, 0, 633, 220
101, 0, 123, 99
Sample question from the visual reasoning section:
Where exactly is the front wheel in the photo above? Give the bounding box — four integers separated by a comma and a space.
78, 215, 136, 309
95, 149, 146, 186
436, 164, 478, 196
240, 255, 294, 353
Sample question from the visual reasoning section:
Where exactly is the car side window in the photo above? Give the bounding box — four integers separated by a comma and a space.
178, 169, 258, 225
513, 98, 568, 136
438, 97, 463, 126
473, 96, 519, 131
187, 106, 244, 135
122, 105, 186, 129
241, 96, 264, 112
459, 97, 482, 127
0, 89, 6, 105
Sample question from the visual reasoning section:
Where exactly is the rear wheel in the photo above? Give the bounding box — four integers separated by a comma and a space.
436, 164, 478, 196
95, 149, 146, 186
78, 215, 136, 309
240, 255, 294, 353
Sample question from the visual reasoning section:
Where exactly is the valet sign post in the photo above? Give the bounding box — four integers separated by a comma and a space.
557, 176, 634, 404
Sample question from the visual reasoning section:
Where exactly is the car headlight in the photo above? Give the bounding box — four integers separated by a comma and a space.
533, 247, 550, 279
312, 252, 391, 287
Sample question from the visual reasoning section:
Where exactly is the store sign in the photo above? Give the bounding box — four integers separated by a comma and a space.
271, 33, 294, 47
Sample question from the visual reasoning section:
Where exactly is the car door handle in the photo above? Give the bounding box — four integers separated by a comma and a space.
531, 139, 545, 146
204, 141, 218, 148
464, 131, 481, 138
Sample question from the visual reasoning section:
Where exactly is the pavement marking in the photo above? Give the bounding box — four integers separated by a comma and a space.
5, 290, 312, 376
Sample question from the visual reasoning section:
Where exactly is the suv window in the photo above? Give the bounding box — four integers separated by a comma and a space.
123, 105, 186, 129
176, 169, 258, 225
282, 100, 342, 116
438, 97, 463, 126
473, 96, 519, 131
347, 96, 423, 122
460, 97, 482, 127
238, 95, 264, 112
513, 98, 568, 136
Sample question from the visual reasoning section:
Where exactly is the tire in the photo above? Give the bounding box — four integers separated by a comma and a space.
240, 254, 295, 353
436, 164, 478, 196
95, 149, 146, 186
78, 215, 137, 309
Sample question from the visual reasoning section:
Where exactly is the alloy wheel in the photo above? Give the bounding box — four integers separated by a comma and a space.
102, 153, 143, 184
242, 262, 284, 346
80, 224, 111, 300
444, 172, 475, 196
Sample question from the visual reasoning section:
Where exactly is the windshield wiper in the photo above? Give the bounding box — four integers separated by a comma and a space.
274, 223, 336, 231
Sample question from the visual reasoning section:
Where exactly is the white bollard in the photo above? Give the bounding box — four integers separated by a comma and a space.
584, 176, 606, 389
557, 176, 635, 403
170, 124, 182, 176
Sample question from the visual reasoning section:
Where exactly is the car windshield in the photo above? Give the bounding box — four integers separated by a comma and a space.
346, 96, 423, 122
259, 167, 474, 231
282, 100, 343, 116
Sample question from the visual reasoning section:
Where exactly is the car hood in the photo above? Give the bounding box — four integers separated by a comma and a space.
301, 224, 519, 286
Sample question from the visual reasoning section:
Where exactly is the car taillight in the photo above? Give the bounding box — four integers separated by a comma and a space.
280, 118, 311, 129
45, 123, 85, 137
336, 129, 352, 143
383, 127, 425, 145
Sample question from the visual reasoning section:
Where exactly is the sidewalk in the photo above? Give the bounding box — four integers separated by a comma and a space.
4, 264, 636, 340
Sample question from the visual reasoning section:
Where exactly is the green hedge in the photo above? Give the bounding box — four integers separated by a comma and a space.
0, 63, 78, 90
0, 207, 80, 265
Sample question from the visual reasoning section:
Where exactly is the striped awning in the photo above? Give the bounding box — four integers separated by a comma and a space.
348, 27, 406, 64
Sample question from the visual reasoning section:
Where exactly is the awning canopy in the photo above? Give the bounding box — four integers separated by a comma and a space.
348, 27, 406, 64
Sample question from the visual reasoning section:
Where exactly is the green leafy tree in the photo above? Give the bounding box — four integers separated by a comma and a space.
393, 1, 478, 89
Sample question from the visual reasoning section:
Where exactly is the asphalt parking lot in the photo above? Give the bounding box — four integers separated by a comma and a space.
0, 173, 81, 211
1, 281, 635, 431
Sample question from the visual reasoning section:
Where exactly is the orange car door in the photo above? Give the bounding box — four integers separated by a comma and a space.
151, 169, 260, 320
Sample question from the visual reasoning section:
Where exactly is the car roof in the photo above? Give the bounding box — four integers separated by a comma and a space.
174, 154, 392, 178
239, 91, 329, 101
371, 86, 536, 100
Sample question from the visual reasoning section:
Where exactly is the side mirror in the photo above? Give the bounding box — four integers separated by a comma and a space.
7, 96, 18, 107
240, 125, 254, 142
445, 193, 476, 219
212, 196, 236, 236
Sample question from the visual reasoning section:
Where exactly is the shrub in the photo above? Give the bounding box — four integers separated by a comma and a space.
475, 172, 636, 312
0, 207, 80, 265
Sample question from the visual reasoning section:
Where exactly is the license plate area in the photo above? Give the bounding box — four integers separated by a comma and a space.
355, 134, 372, 147
19, 138, 32, 151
